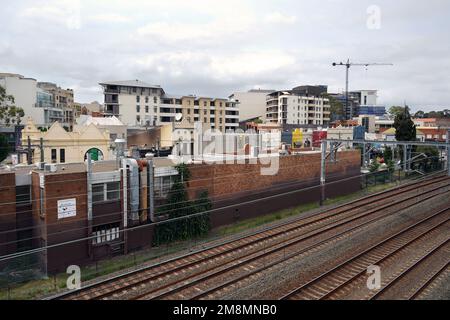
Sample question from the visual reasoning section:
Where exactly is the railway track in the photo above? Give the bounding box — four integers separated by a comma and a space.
369, 239, 450, 300
53, 174, 450, 300
280, 208, 450, 300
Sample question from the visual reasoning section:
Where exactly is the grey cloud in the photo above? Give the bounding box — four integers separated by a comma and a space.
0, 0, 449, 112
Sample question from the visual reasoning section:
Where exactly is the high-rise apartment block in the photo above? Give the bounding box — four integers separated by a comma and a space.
100, 80, 239, 132
266, 85, 331, 126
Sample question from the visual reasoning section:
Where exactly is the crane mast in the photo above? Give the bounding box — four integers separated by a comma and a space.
332, 59, 393, 119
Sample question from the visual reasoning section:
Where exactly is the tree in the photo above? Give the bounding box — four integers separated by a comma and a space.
389, 106, 405, 118
369, 159, 380, 173
414, 110, 425, 118
153, 164, 212, 245
394, 106, 416, 142
383, 146, 393, 162
0, 85, 25, 126
414, 146, 440, 172
322, 93, 344, 120
0, 134, 9, 162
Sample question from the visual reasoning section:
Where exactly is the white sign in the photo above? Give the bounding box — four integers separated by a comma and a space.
11, 154, 18, 165
58, 198, 77, 219
39, 174, 45, 188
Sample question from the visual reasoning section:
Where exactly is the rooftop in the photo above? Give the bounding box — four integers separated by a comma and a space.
99, 79, 162, 89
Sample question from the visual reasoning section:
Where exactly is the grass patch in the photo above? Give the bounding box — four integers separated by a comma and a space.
215, 202, 320, 237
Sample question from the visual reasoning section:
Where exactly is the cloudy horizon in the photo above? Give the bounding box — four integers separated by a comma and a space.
1, 0, 449, 112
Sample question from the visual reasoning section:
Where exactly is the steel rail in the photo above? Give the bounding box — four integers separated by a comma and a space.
280, 210, 449, 300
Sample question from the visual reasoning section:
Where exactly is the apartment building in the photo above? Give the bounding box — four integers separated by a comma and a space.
100, 80, 164, 127
266, 86, 331, 126
229, 89, 274, 122
349, 90, 386, 117
0, 73, 81, 129
37, 82, 79, 129
99, 80, 239, 132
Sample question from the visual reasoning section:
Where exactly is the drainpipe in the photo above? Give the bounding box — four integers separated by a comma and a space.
146, 153, 155, 222
86, 153, 93, 259
320, 140, 327, 206
122, 158, 140, 223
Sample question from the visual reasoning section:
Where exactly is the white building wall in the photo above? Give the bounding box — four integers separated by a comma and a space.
0, 74, 46, 125
230, 91, 272, 121
117, 93, 160, 127
359, 90, 378, 105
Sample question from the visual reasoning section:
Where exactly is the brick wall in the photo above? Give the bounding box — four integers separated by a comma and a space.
37, 171, 90, 273
0, 172, 17, 257
186, 150, 361, 229
187, 150, 361, 199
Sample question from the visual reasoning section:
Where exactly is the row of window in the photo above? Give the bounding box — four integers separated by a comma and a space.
136, 96, 158, 104
92, 224, 120, 245
136, 105, 158, 113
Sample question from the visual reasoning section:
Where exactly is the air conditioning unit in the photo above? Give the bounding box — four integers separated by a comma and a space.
44, 164, 57, 173
36, 162, 45, 170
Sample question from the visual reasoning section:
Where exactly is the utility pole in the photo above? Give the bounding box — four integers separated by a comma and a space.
332, 59, 393, 119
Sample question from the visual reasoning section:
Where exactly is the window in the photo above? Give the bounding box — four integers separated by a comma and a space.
132, 87, 136, 93
154, 107, 158, 113
16, 185, 31, 205
145, 96, 149, 103
92, 182, 120, 203
60, 149, 65, 163
106, 182, 120, 200
51, 149, 57, 163
136, 115, 141, 123
136, 96, 140, 103
92, 184, 104, 203
136, 105, 140, 113
145, 105, 149, 113
153, 96, 157, 103
155, 175, 174, 197
92, 223, 120, 245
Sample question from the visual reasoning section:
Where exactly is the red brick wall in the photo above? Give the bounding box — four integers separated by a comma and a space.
0, 172, 17, 257
187, 150, 361, 200
37, 171, 90, 273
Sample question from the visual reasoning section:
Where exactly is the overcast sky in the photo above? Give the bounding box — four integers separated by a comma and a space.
1, 0, 449, 112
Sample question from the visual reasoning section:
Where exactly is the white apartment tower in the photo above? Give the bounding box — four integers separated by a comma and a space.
266, 89, 331, 126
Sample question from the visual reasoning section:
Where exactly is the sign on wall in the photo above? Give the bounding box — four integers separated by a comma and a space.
57, 198, 77, 219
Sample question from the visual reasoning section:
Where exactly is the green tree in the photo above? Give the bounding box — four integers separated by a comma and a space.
394, 106, 416, 142
414, 110, 425, 118
0, 134, 9, 162
383, 146, 393, 162
413, 146, 440, 172
0, 85, 25, 126
369, 159, 380, 173
321, 93, 344, 120
153, 164, 212, 245
389, 106, 405, 118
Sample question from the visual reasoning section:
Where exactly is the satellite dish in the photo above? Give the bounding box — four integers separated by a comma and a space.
175, 113, 183, 122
